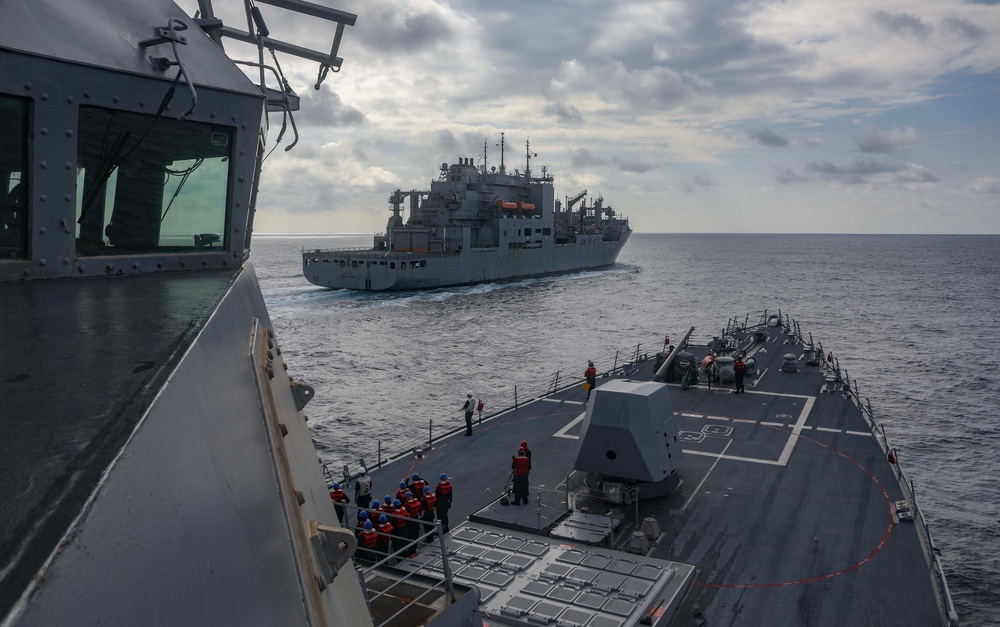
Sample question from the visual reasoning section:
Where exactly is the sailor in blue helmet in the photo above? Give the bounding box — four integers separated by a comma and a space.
395, 480, 408, 503
390, 498, 409, 554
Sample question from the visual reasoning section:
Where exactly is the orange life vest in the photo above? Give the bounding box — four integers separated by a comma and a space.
360, 529, 378, 548
377, 522, 393, 544
329, 489, 345, 502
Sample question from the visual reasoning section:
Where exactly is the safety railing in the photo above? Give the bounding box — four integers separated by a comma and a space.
323, 335, 667, 483
340, 502, 458, 627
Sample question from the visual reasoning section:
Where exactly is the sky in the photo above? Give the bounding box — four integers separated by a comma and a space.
183, 0, 1000, 234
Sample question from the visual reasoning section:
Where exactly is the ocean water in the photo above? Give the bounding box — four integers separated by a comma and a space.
252, 232, 999, 625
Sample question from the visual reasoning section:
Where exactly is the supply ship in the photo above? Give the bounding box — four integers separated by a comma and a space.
302, 137, 632, 291
1, 0, 958, 625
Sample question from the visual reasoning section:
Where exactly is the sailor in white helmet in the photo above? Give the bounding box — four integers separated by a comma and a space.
461, 391, 475, 436
355, 466, 373, 506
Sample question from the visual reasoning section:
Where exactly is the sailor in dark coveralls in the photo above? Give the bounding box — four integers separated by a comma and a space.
461, 392, 475, 435
511, 448, 531, 505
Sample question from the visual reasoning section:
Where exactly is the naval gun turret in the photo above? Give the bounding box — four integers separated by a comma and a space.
574, 380, 683, 504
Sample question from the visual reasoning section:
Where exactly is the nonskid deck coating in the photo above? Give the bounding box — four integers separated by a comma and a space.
363, 324, 944, 625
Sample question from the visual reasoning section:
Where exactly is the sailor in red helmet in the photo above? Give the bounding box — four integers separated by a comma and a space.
585, 361, 597, 400
511, 448, 531, 505
435, 473, 453, 533
329, 482, 350, 524
519, 440, 532, 460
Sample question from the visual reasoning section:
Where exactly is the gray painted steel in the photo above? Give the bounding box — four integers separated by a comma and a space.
364, 314, 957, 626
1, 0, 373, 624
573, 380, 682, 482
303, 157, 632, 290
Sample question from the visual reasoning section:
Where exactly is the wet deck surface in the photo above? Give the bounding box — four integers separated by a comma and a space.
365, 323, 943, 626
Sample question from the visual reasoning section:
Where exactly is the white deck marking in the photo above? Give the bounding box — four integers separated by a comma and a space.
563, 400, 586, 406
777, 394, 815, 466
816, 427, 840, 433
706, 415, 729, 421
753, 367, 768, 387
682, 439, 734, 510
682, 448, 783, 466
760, 421, 785, 427
846, 429, 873, 437
541, 397, 585, 406
553, 412, 586, 439
681, 413, 703, 418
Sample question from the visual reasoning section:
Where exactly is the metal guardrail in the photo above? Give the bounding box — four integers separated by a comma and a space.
323, 336, 667, 482
771, 310, 960, 627
340, 502, 457, 627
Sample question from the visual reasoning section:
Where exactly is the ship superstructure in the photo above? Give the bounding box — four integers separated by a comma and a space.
303, 137, 632, 291
0, 0, 374, 625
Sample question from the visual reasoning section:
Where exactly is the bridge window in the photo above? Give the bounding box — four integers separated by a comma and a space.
0, 95, 30, 260
75, 107, 232, 256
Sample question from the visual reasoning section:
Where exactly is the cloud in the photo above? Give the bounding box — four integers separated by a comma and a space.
871, 11, 934, 40
542, 102, 583, 123
295, 89, 366, 128
942, 16, 986, 40
683, 172, 716, 192
351, 0, 461, 55
854, 126, 920, 154
970, 177, 1000, 195
747, 128, 790, 147
571, 148, 605, 169
804, 158, 937, 186
773, 166, 806, 185
612, 156, 656, 174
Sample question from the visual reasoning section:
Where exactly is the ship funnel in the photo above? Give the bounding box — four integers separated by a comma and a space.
573, 380, 681, 482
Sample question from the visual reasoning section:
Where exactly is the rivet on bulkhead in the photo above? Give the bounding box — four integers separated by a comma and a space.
113, 96, 120, 103
83, 91, 91, 98
41, 94, 49, 101
65, 162, 72, 169
24, 83, 31, 90
133, 262, 139, 269
40, 162, 47, 169
66, 95, 74, 104
40, 128, 48, 135
66, 130, 73, 137
106, 264, 114, 272
62, 258, 70, 265
39, 227, 47, 234
140, 100, 146, 108
39, 259, 46, 267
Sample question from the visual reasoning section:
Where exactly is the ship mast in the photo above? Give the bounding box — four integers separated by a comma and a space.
525, 138, 531, 179
482, 138, 488, 174
498, 132, 506, 175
